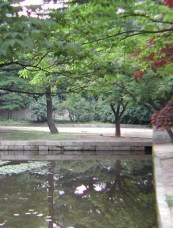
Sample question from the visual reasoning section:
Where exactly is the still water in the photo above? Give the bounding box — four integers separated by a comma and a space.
0, 159, 157, 228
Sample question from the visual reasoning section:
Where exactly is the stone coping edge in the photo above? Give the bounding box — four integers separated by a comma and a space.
154, 156, 173, 228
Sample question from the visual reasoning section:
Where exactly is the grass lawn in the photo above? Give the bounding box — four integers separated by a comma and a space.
0, 130, 81, 141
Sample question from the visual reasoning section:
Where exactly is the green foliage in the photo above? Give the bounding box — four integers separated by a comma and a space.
28, 97, 46, 122
57, 94, 151, 124
131, 70, 173, 110
0, 69, 32, 111
121, 105, 151, 125
95, 97, 151, 124
58, 94, 95, 122
96, 97, 114, 123
29, 96, 58, 122
0, 92, 30, 111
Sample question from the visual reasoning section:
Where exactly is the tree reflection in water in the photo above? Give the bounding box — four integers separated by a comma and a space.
47, 162, 63, 228
0, 159, 157, 228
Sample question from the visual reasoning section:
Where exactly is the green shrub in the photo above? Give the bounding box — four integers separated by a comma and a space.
29, 96, 58, 122
58, 95, 95, 122
29, 97, 47, 122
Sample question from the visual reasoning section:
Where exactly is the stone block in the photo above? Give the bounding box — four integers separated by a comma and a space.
0, 151, 9, 155
39, 146, 49, 151
64, 146, 84, 151
6, 151, 15, 155
8, 145, 24, 151
0, 145, 9, 151
23, 146, 39, 151
15, 151, 24, 155
81, 146, 96, 151
48, 146, 64, 151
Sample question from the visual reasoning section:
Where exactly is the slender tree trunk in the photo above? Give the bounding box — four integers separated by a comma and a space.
8, 110, 12, 120
46, 87, 58, 134
115, 119, 121, 137
110, 103, 121, 137
166, 129, 173, 143
47, 162, 55, 228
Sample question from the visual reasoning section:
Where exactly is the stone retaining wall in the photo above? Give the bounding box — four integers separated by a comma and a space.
0, 140, 152, 160
0, 141, 151, 152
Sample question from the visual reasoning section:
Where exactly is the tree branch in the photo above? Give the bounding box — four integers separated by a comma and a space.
0, 87, 57, 96
120, 101, 128, 117
115, 82, 137, 101
0, 61, 19, 68
122, 13, 173, 25
83, 28, 173, 45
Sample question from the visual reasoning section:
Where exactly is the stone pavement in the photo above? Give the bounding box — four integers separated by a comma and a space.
154, 144, 173, 228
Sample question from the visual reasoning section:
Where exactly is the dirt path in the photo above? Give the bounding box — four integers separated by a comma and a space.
0, 125, 153, 139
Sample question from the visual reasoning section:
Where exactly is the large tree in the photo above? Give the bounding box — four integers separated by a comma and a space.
1, 0, 173, 134
124, 0, 173, 139
0, 0, 88, 133
0, 1, 60, 132
89, 71, 132, 137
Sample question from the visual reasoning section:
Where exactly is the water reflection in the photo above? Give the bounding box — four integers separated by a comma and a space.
0, 159, 157, 228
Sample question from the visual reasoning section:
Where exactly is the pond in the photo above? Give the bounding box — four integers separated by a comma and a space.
0, 158, 157, 228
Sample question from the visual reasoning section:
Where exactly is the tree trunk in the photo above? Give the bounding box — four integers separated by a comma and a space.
166, 129, 173, 143
46, 87, 58, 134
47, 162, 55, 228
8, 110, 12, 120
110, 104, 121, 137
115, 119, 121, 137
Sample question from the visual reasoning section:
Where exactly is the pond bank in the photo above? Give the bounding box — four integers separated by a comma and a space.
0, 137, 152, 160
